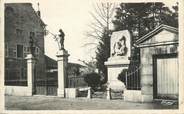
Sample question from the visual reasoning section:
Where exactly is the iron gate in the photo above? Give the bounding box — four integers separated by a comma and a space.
34, 71, 57, 96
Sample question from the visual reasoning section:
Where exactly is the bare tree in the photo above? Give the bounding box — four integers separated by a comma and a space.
84, 2, 116, 47
83, 2, 117, 83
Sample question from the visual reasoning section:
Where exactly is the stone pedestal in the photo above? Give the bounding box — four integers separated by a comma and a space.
105, 58, 129, 91
106, 87, 111, 100
26, 54, 36, 96
104, 30, 131, 99
56, 50, 69, 97
87, 87, 91, 99
65, 88, 77, 98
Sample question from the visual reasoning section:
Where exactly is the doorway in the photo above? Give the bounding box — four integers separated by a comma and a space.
153, 53, 178, 100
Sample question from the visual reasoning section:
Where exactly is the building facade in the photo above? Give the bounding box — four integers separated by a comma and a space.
136, 24, 178, 102
5, 3, 46, 88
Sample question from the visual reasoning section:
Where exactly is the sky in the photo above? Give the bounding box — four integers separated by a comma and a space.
33, 0, 95, 63
5, 0, 178, 64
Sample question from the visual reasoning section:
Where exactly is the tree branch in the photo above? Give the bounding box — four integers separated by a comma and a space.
90, 12, 106, 28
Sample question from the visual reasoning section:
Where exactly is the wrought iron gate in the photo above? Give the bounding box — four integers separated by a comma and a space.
125, 61, 141, 90
34, 70, 57, 96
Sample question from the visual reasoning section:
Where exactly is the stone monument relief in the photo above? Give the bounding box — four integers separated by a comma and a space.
112, 36, 127, 57
105, 30, 131, 92
109, 30, 131, 61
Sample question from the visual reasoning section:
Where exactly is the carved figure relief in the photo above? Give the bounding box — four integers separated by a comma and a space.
112, 36, 127, 56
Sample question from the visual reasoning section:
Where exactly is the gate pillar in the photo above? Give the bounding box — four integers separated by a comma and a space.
56, 49, 69, 97
26, 54, 36, 96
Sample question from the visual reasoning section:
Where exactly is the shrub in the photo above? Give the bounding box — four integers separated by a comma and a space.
83, 72, 101, 90
118, 69, 128, 83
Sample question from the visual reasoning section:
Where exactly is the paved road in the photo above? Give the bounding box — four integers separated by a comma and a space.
5, 95, 178, 110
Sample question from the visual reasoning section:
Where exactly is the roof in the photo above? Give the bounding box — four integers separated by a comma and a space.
68, 62, 86, 68
45, 55, 86, 70
5, 3, 46, 27
45, 55, 57, 69
136, 24, 178, 45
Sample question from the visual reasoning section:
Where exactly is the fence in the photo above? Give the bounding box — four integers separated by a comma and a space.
35, 73, 88, 95
68, 75, 88, 88
5, 68, 27, 86
34, 71, 58, 95
125, 61, 141, 90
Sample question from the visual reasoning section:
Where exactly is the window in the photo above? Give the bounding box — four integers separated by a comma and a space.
17, 45, 23, 58
20, 16, 24, 23
23, 46, 30, 58
5, 43, 8, 57
13, 50, 17, 58
8, 48, 15, 58
35, 47, 39, 55
24, 47, 27, 58
36, 31, 44, 38
30, 32, 35, 37
16, 29, 23, 36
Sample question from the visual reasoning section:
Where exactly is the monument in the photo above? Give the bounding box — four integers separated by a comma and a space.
105, 30, 131, 98
56, 29, 69, 97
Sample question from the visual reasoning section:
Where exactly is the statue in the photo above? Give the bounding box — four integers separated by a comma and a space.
112, 36, 127, 56
58, 29, 65, 50
29, 35, 35, 56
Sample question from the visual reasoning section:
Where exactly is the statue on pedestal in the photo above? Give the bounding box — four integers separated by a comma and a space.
58, 29, 65, 50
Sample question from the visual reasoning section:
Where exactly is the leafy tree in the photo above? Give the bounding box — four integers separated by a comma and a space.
111, 2, 178, 86
171, 2, 178, 27
112, 2, 178, 61
95, 29, 111, 83
83, 72, 101, 90
113, 2, 178, 36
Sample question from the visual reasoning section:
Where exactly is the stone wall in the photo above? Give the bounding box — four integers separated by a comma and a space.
5, 86, 32, 96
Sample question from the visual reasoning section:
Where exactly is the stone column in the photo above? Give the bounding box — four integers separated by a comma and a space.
26, 54, 36, 96
87, 87, 91, 99
56, 50, 69, 97
106, 87, 111, 100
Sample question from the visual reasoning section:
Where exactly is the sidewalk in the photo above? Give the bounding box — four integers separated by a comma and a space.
5, 95, 178, 110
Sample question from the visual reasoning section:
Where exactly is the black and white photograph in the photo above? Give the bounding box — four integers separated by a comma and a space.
0, 0, 184, 112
